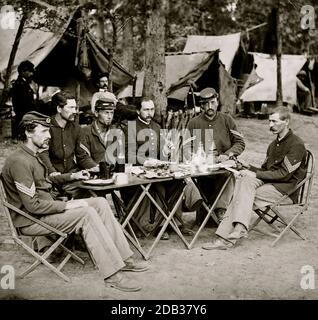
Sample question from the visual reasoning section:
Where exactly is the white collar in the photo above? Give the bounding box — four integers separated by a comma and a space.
138, 116, 151, 125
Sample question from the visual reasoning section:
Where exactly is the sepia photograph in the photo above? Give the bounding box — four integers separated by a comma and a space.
0, 0, 318, 307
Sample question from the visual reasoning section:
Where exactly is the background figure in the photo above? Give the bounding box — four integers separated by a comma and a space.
10, 61, 39, 140
91, 73, 117, 114
296, 70, 313, 115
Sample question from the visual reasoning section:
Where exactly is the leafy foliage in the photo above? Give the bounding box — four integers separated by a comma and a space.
1, 0, 317, 73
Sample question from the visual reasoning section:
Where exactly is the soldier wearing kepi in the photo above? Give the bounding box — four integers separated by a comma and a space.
80, 97, 123, 166
1, 111, 149, 292
185, 87, 245, 223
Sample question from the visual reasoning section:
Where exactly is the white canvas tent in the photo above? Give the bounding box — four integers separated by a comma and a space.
182, 32, 241, 72
117, 52, 217, 100
240, 52, 307, 105
117, 51, 237, 113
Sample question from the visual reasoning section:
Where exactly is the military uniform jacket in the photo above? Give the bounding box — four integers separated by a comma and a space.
250, 129, 307, 203
1, 145, 69, 228
186, 112, 245, 156
11, 76, 36, 118
80, 121, 121, 165
39, 116, 96, 174
125, 117, 166, 165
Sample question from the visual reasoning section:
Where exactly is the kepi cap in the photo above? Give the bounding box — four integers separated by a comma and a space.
21, 111, 51, 126
199, 87, 219, 101
95, 98, 116, 111
92, 91, 117, 113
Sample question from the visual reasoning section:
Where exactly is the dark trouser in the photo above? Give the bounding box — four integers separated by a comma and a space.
195, 172, 233, 225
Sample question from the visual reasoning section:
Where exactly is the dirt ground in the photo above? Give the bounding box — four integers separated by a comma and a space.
1, 114, 318, 300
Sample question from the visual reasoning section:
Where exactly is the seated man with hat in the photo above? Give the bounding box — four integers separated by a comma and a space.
185, 87, 245, 223
80, 97, 122, 166
1, 111, 148, 292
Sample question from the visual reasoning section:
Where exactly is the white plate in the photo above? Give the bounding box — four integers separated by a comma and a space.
83, 178, 114, 185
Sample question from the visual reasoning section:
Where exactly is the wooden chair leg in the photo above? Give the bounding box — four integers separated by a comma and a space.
271, 208, 306, 240
57, 243, 85, 264
16, 238, 70, 282
272, 212, 306, 246
20, 237, 65, 278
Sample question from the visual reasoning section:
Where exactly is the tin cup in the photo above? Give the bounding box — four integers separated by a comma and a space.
114, 173, 129, 185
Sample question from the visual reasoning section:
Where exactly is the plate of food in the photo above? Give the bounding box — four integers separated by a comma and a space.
144, 169, 171, 179
83, 178, 114, 185
143, 159, 170, 169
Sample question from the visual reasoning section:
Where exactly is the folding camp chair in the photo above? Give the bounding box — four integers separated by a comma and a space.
250, 150, 315, 247
0, 176, 85, 282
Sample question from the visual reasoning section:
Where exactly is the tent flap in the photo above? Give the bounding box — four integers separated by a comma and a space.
240, 52, 307, 104
0, 7, 134, 96
183, 33, 241, 72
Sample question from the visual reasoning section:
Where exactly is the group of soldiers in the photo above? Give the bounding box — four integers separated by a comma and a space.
2, 59, 308, 292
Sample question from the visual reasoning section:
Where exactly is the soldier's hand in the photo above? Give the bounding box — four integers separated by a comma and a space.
70, 170, 90, 180
49, 172, 61, 177
217, 154, 230, 163
89, 165, 99, 173
239, 169, 256, 178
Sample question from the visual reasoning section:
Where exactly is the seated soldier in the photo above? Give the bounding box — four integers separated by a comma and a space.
1, 111, 149, 292
80, 97, 120, 166
202, 107, 307, 250
185, 87, 245, 223
39, 91, 98, 198
124, 97, 202, 239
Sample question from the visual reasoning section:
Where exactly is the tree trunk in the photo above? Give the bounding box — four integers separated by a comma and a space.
143, 0, 167, 123
276, 1, 283, 106
108, 11, 117, 93
98, 0, 106, 47
121, 16, 134, 74
0, 12, 28, 110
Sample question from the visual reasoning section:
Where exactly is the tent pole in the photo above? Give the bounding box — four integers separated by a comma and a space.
276, 1, 283, 107
76, 82, 81, 108
189, 84, 196, 114
307, 43, 317, 110
75, 10, 84, 68
0, 12, 29, 111
132, 75, 137, 104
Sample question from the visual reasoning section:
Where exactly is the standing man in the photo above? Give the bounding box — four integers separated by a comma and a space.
10, 60, 39, 141
91, 73, 117, 113
186, 87, 245, 222
1, 111, 148, 291
202, 107, 307, 250
296, 70, 313, 115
